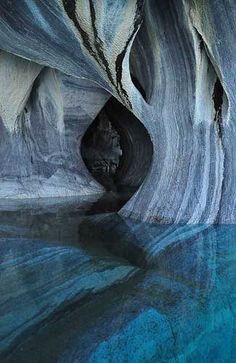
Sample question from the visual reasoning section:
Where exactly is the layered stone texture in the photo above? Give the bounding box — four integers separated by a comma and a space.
0, 0, 235, 223
121, 0, 235, 224
0, 52, 109, 198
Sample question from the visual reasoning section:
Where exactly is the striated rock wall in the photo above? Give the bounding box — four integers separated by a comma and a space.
0, 52, 108, 198
0, 0, 235, 222
121, 0, 236, 223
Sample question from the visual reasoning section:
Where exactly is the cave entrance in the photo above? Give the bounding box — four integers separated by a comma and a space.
81, 106, 122, 192
81, 95, 153, 210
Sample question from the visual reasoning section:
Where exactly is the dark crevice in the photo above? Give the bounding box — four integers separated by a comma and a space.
193, 26, 228, 138
212, 77, 227, 223
213, 78, 224, 139
198, 34, 204, 52
131, 74, 147, 100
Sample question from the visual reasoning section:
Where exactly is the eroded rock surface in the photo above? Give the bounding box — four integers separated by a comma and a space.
0, 1, 235, 222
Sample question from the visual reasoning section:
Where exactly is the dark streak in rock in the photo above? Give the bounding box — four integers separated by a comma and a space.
115, 0, 144, 109
62, 0, 99, 64
89, 0, 115, 88
213, 78, 224, 139
63, 0, 126, 102
62, 0, 145, 109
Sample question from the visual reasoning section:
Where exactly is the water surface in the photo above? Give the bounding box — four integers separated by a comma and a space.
0, 195, 235, 362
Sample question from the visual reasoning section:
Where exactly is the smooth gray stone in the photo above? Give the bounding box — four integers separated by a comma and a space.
0, 52, 109, 198
0, 1, 235, 222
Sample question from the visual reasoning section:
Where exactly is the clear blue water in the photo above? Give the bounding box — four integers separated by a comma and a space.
0, 195, 235, 362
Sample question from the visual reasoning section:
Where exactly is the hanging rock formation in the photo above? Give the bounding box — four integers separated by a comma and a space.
0, 0, 235, 223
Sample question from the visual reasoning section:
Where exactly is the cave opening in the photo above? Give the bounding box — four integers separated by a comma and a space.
81, 93, 153, 211
81, 106, 122, 193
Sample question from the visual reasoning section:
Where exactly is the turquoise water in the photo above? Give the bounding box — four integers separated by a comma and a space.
0, 196, 236, 362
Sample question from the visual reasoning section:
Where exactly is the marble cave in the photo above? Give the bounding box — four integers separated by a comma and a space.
0, 1, 236, 362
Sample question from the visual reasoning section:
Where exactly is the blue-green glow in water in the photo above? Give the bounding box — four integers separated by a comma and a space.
0, 196, 235, 362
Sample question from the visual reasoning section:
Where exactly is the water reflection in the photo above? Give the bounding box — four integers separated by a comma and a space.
0, 196, 235, 362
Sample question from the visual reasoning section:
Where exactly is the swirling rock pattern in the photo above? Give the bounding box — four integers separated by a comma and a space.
0, 52, 108, 198
0, 237, 137, 356
0, 0, 235, 222
0, 201, 235, 362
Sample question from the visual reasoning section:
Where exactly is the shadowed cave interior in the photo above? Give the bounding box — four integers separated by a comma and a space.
81, 94, 153, 211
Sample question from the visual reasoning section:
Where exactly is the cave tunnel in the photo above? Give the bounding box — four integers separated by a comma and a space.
81, 86, 153, 210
